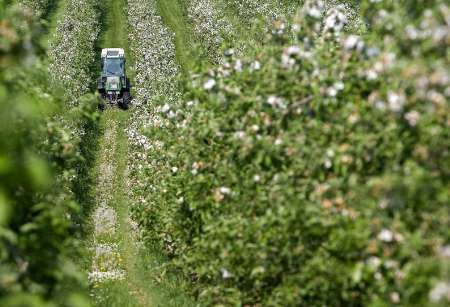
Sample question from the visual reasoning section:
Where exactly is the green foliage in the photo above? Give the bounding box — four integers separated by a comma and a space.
18, 0, 57, 18
132, 0, 450, 305
0, 1, 99, 305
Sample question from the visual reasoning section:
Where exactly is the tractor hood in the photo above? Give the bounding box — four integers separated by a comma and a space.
105, 76, 121, 91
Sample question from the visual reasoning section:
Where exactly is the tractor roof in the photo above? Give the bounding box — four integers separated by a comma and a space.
101, 48, 125, 59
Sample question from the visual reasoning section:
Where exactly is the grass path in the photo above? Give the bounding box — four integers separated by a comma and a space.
40, 0, 65, 49
86, 0, 151, 305
155, 0, 198, 72
88, 109, 152, 306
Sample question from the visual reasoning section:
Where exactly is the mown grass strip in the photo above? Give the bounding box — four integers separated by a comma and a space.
154, 0, 200, 73
90, 109, 142, 307
86, 0, 137, 304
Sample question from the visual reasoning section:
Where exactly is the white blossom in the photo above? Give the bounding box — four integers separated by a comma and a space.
378, 229, 394, 242
324, 6, 347, 35
204, 79, 216, 90
234, 59, 243, 72
161, 104, 171, 113
388, 92, 406, 112
221, 268, 232, 279
343, 35, 364, 51
266, 95, 286, 109
439, 246, 450, 258
429, 282, 450, 302
219, 187, 231, 194
49, 0, 100, 105
250, 60, 261, 71
405, 111, 420, 126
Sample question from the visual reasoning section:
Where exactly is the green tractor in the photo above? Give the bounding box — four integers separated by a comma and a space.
97, 48, 132, 109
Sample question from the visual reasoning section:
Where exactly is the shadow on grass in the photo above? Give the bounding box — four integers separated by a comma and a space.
72, 114, 102, 237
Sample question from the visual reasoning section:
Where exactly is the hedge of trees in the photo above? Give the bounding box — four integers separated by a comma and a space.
0, 2, 98, 306
132, 0, 449, 305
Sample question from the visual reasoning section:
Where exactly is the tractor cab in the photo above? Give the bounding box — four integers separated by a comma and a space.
101, 48, 125, 76
97, 48, 131, 109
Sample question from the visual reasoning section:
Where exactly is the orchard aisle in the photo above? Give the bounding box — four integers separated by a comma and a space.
88, 109, 151, 306
85, 0, 150, 305
85, 0, 198, 305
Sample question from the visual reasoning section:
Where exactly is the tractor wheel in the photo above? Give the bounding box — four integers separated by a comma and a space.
120, 91, 131, 110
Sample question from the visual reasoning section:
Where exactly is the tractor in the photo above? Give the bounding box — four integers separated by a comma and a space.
97, 48, 131, 109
